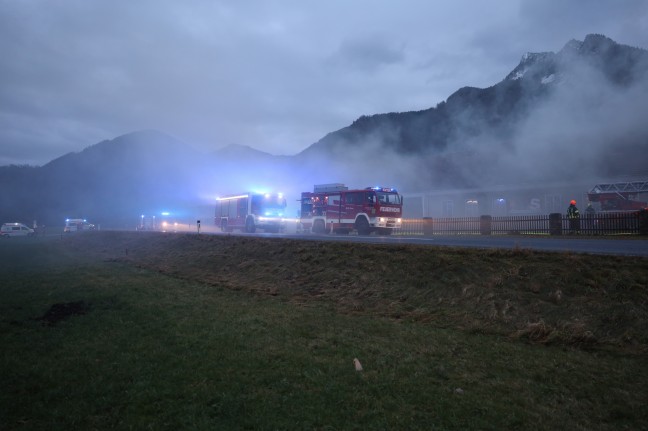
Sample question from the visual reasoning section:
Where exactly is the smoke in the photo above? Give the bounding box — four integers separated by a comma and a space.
505, 50, 648, 183
5, 35, 648, 227
373, 37, 648, 191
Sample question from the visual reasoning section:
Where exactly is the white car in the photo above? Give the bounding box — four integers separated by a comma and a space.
1, 223, 35, 237
64, 219, 96, 233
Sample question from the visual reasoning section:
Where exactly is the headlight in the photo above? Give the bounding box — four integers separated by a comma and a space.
397, 218, 402, 223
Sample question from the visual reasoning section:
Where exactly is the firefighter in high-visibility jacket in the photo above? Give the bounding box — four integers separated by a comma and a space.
567, 199, 580, 234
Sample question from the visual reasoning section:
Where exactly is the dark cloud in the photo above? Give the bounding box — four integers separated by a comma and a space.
328, 35, 406, 72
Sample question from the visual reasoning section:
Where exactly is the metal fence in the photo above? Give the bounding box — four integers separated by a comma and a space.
398, 211, 647, 236
571, 213, 640, 235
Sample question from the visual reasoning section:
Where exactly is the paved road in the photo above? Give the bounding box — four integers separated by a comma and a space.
247, 232, 648, 257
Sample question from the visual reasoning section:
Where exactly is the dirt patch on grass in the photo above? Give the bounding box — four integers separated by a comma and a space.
39, 301, 90, 326
64, 231, 648, 353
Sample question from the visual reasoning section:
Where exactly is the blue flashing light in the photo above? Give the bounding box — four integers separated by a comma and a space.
368, 186, 398, 193
161, 212, 170, 216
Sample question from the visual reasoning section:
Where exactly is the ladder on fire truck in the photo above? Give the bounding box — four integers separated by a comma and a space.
588, 181, 648, 195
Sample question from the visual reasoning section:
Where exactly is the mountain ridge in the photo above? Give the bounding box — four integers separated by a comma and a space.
297, 33, 648, 187
1, 33, 647, 225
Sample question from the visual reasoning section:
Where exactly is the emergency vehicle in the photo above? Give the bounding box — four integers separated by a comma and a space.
64, 218, 95, 233
587, 181, 648, 211
1, 223, 35, 237
137, 215, 158, 231
299, 184, 402, 235
138, 212, 180, 232
216, 192, 287, 233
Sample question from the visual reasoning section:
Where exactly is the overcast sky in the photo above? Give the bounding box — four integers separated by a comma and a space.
1, 0, 647, 166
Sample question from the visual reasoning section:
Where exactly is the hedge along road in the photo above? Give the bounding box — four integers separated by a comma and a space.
227, 231, 648, 257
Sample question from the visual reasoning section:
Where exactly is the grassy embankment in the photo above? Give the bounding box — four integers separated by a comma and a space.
1, 231, 647, 430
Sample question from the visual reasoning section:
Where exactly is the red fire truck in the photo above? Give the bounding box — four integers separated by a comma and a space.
587, 181, 648, 211
216, 192, 287, 233
299, 184, 402, 235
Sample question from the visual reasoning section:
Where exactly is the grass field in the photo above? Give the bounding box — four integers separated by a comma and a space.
1, 232, 647, 430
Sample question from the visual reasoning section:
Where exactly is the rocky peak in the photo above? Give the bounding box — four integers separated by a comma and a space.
558, 34, 616, 58
581, 33, 617, 53
557, 34, 648, 86
559, 39, 583, 56
505, 51, 556, 82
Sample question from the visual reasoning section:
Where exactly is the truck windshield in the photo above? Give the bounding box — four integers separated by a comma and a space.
260, 198, 287, 216
376, 192, 402, 205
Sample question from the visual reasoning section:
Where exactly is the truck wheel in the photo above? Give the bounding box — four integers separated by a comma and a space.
312, 219, 326, 234
356, 217, 371, 235
245, 218, 256, 233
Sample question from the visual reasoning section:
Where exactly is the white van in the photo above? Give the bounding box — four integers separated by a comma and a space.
64, 219, 96, 233
1, 223, 35, 237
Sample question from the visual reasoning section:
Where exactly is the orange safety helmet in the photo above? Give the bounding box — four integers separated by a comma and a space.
570, 200, 576, 205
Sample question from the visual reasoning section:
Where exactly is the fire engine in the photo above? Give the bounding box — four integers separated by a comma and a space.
137, 212, 182, 232
216, 192, 287, 233
299, 184, 402, 235
587, 181, 648, 211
